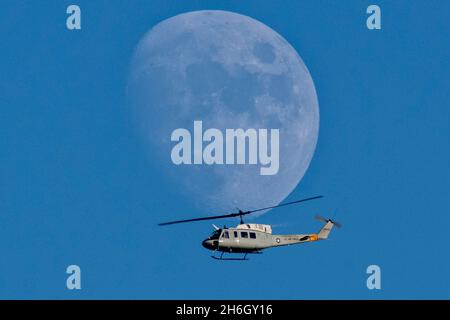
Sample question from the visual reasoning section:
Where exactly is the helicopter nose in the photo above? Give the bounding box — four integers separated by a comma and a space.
202, 239, 214, 250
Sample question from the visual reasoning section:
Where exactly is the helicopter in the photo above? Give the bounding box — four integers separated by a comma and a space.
158, 195, 341, 260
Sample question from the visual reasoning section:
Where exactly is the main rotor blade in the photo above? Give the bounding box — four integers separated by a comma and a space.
157, 211, 249, 226
158, 195, 323, 226
247, 195, 323, 214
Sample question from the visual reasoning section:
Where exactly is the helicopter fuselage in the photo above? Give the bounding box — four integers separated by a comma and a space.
201, 223, 321, 254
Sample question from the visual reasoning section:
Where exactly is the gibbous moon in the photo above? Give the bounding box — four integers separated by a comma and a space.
128, 10, 319, 215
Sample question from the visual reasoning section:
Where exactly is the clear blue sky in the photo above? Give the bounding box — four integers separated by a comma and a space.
0, 1, 449, 299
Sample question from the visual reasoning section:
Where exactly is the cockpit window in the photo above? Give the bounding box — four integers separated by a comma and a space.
222, 231, 229, 239
210, 229, 222, 240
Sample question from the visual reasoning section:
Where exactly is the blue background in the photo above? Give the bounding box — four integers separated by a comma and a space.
0, 0, 449, 299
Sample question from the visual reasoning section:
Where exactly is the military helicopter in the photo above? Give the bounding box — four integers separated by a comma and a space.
158, 195, 340, 260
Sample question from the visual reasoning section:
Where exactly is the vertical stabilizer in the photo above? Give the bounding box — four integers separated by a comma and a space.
318, 221, 334, 239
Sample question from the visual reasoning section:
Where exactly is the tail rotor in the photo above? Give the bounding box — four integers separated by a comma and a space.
315, 215, 342, 229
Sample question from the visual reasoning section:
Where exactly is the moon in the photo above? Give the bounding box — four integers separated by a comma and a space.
128, 10, 319, 215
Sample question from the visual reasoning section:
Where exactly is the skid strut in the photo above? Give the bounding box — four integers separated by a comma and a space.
211, 251, 260, 261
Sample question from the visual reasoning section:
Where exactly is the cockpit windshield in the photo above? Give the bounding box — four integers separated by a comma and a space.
210, 229, 222, 240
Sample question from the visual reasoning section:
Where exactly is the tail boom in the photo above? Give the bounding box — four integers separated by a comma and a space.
269, 218, 339, 248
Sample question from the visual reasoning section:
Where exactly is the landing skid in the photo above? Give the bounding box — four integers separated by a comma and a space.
211, 254, 248, 261
211, 251, 262, 261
